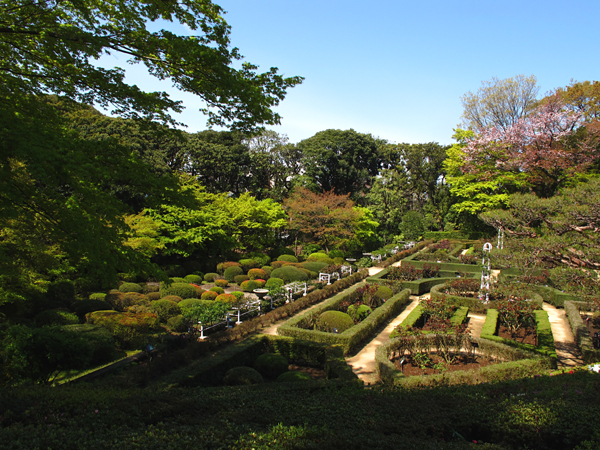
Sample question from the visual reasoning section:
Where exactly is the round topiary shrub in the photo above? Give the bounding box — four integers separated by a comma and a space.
374, 286, 393, 301
118, 282, 143, 293
234, 274, 250, 285
170, 277, 188, 283
277, 254, 298, 263
315, 311, 354, 333
306, 253, 334, 265
247, 268, 267, 280
271, 260, 289, 269
215, 293, 238, 304
265, 277, 284, 289
147, 292, 161, 301
209, 286, 225, 294
347, 304, 372, 322
204, 273, 219, 282
333, 257, 345, 265
149, 300, 181, 322
240, 280, 260, 292
142, 284, 160, 294
238, 258, 260, 272
230, 291, 245, 301
166, 315, 188, 332
254, 279, 266, 288
184, 274, 204, 284
253, 353, 289, 379
161, 295, 183, 303
160, 282, 196, 299
223, 265, 244, 282
270, 266, 308, 283
34, 309, 80, 327
261, 266, 273, 277
71, 299, 112, 318
107, 291, 148, 312
277, 371, 313, 382
89, 293, 107, 301
301, 261, 329, 273
201, 291, 218, 300
178, 298, 203, 309
223, 366, 264, 386
216, 261, 241, 274
214, 278, 229, 288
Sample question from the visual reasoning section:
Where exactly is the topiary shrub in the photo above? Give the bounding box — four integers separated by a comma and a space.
209, 286, 225, 294
170, 277, 188, 283
71, 299, 112, 318
166, 315, 189, 333
201, 291, 219, 300
277, 371, 312, 382
142, 284, 160, 294
315, 311, 354, 333
238, 258, 260, 272
273, 247, 295, 258
347, 304, 372, 323
184, 274, 204, 285
375, 286, 393, 302
271, 260, 290, 269
230, 291, 245, 301
223, 265, 244, 282
178, 298, 204, 309
147, 292, 161, 301
261, 266, 273, 277
204, 273, 219, 282
234, 275, 250, 285
215, 293, 238, 304
149, 300, 181, 322
333, 257, 345, 265
223, 366, 264, 386
270, 266, 308, 283
265, 277, 284, 289
161, 295, 182, 303
34, 309, 80, 327
307, 252, 335, 265
254, 279, 266, 288
89, 293, 107, 301
105, 291, 148, 312
301, 261, 329, 273
253, 353, 289, 379
247, 268, 267, 280
328, 250, 345, 259
214, 278, 229, 288
216, 261, 241, 274
160, 282, 196, 299
277, 254, 298, 263
240, 280, 260, 292
118, 282, 143, 293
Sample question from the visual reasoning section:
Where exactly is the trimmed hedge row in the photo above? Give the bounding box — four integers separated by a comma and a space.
374, 240, 432, 269
376, 335, 552, 388
564, 301, 600, 363
394, 304, 469, 331
161, 335, 358, 388
423, 231, 490, 240
278, 288, 412, 355
480, 308, 557, 366
367, 271, 462, 296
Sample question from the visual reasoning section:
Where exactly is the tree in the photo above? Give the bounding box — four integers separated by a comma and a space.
461, 75, 539, 131
546, 80, 600, 122
366, 169, 409, 240
1, 0, 303, 130
283, 188, 378, 253
297, 129, 381, 202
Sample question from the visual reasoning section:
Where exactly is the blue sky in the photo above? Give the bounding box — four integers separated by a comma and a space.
103, 0, 600, 145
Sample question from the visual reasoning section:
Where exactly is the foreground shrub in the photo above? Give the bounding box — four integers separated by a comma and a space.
214, 278, 229, 288
315, 311, 354, 333
210, 286, 225, 294
166, 315, 189, 332
276, 371, 312, 382
201, 291, 219, 300
254, 353, 289, 379
240, 280, 260, 292
118, 282, 143, 293
224, 265, 244, 282
346, 304, 372, 323
160, 282, 196, 299
88, 293, 107, 301
215, 294, 238, 304
266, 277, 284, 289
223, 366, 264, 386
271, 266, 308, 283
149, 300, 181, 322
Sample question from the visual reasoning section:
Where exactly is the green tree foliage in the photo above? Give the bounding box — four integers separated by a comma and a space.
460, 75, 539, 131
297, 129, 380, 201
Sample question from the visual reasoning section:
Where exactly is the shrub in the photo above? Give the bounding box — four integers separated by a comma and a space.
149, 300, 181, 322
201, 291, 219, 300
215, 294, 238, 304
142, 283, 160, 293
446, 278, 480, 297
388, 265, 422, 281
88, 293, 107, 301
62, 324, 115, 365
216, 261, 242, 274
247, 268, 267, 280
242, 252, 271, 267
204, 273, 219, 282
240, 280, 260, 292
273, 247, 295, 258
301, 261, 329, 273
276, 371, 312, 382
34, 309, 80, 327
118, 282, 143, 293
230, 291, 245, 301
375, 286, 393, 301
421, 263, 441, 278
166, 315, 189, 332
223, 366, 264, 386
277, 254, 298, 263
160, 282, 196, 299
254, 353, 289, 379
307, 252, 335, 265
333, 257, 345, 265
234, 275, 250, 285
347, 304, 372, 323
105, 291, 148, 312
184, 274, 204, 284
224, 265, 244, 282
254, 279, 266, 288
71, 299, 112, 318
271, 260, 290, 269
266, 278, 284, 289
210, 286, 225, 294
178, 298, 205, 309
315, 311, 354, 333
261, 266, 273, 277
214, 278, 229, 288
238, 258, 260, 272
328, 250, 345, 259
85, 311, 160, 349
147, 292, 161, 301
271, 266, 308, 283
171, 277, 188, 283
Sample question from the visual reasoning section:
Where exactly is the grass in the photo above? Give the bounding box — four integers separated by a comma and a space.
53, 349, 140, 385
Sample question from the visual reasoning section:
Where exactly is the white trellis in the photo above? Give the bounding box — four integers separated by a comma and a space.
283, 281, 308, 302
480, 242, 493, 303
497, 228, 505, 250
370, 254, 382, 263
197, 298, 262, 339
341, 265, 353, 276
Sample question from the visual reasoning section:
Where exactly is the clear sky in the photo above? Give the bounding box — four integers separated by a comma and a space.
102, 0, 600, 145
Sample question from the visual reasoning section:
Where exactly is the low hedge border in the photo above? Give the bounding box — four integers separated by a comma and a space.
480, 308, 557, 366
374, 240, 432, 269
367, 272, 466, 296
394, 304, 469, 331
564, 301, 600, 364
430, 283, 545, 313
161, 335, 358, 388
423, 231, 490, 240
376, 335, 552, 388
278, 288, 412, 355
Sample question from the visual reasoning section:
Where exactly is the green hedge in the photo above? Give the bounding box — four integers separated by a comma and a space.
480, 308, 557, 366
162, 335, 358, 388
278, 288, 412, 355
376, 335, 552, 387
423, 231, 490, 240
393, 304, 469, 332
564, 301, 600, 363
374, 240, 432, 269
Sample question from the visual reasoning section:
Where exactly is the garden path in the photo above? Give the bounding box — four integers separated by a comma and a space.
543, 302, 583, 367
466, 313, 486, 338
345, 294, 424, 384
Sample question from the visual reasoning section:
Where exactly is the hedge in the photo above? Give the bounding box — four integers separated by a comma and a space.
423, 231, 490, 240
564, 301, 600, 363
277, 288, 412, 355
161, 335, 358, 388
376, 335, 552, 388
367, 271, 461, 296
374, 240, 432, 269
392, 304, 469, 333
480, 308, 557, 366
